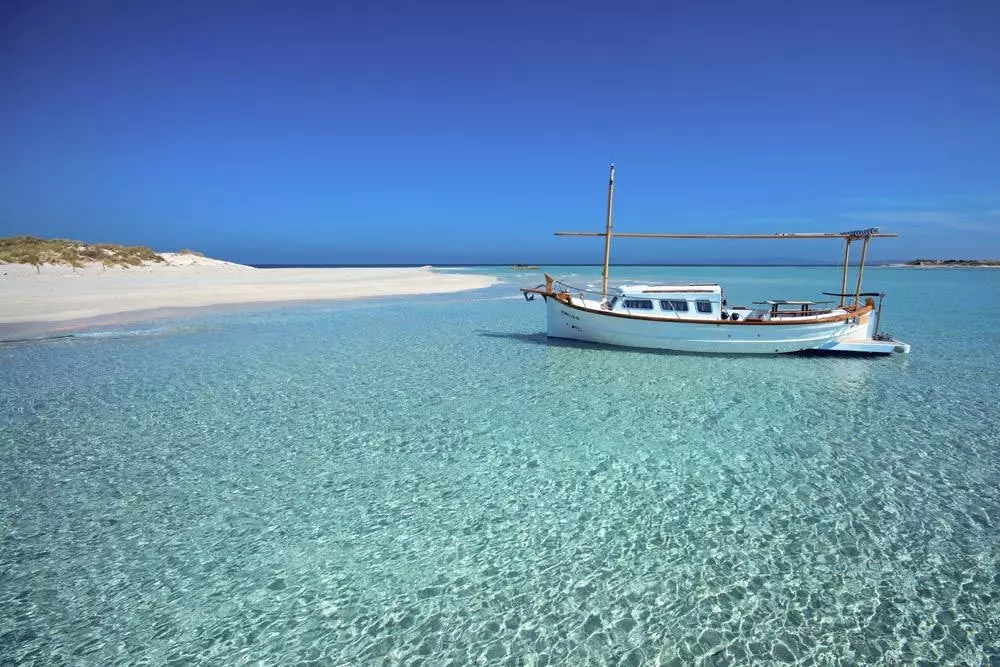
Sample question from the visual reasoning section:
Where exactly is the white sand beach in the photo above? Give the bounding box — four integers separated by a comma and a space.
0, 253, 497, 328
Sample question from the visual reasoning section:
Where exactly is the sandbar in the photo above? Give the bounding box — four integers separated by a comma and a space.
0, 254, 497, 335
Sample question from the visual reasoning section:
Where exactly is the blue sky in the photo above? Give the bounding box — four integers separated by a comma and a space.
2, 0, 998, 264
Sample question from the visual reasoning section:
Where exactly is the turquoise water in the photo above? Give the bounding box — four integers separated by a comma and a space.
2, 266, 999, 665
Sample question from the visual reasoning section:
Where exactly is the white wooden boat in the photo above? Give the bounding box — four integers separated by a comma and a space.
522, 166, 910, 355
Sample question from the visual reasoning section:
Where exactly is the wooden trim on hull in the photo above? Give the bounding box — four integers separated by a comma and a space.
520, 290, 875, 326
543, 333, 827, 354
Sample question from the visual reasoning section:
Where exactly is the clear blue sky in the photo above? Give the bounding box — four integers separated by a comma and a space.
2, 0, 998, 264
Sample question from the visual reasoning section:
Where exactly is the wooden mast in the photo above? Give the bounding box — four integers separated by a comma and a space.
853, 236, 871, 306
839, 238, 852, 307
600, 164, 615, 302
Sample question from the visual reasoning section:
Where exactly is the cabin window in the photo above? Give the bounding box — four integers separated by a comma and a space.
696, 300, 713, 314
660, 300, 689, 312
623, 299, 653, 310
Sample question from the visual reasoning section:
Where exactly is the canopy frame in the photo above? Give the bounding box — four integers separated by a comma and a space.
558, 166, 897, 307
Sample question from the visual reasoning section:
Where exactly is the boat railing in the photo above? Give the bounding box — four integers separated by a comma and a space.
766, 309, 838, 318
551, 281, 697, 318
551, 279, 620, 302
750, 300, 843, 318
753, 299, 876, 322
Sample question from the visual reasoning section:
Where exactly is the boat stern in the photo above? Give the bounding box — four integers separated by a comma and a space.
813, 297, 911, 355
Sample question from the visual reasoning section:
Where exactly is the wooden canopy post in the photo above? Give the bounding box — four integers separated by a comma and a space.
600, 164, 615, 302
839, 238, 852, 307
853, 236, 870, 306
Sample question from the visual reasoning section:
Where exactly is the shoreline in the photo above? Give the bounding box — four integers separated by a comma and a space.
0, 259, 498, 338
0, 293, 488, 343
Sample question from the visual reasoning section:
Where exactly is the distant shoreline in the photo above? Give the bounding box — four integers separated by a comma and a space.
899, 259, 1000, 268
890, 265, 1000, 269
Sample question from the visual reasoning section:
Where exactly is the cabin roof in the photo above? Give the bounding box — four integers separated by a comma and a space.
620, 283, 722, 295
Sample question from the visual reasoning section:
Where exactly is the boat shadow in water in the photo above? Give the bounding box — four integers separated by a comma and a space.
478, 330, 748, 358
477, 330, 894, 360
478, 330, 596, 350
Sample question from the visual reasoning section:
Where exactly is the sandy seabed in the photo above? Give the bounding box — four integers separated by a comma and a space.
0, 254, 497, 336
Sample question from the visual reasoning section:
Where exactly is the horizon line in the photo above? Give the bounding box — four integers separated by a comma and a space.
250, 262, 917, 268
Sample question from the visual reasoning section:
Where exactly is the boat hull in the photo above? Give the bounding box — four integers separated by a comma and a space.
544, 296, 872, 354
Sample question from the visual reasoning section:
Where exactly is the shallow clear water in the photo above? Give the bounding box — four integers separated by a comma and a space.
2, 267, 999, 665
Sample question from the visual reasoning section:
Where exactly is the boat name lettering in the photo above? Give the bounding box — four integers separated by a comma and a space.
560, 309, 580, 320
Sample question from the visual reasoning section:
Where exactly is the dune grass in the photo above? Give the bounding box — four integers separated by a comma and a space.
0, 236, 165, 271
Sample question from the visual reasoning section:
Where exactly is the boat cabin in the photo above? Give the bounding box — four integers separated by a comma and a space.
606, 284, 724, 319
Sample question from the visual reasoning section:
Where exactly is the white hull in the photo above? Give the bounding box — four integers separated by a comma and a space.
544, 297, 874, 354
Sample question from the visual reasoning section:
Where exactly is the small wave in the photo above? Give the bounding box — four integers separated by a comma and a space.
464, 295, 526, 303
71, 328, 172, 339
1, 326, 199, 346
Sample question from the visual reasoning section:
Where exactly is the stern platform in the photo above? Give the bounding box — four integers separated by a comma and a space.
814, 337, 911, 355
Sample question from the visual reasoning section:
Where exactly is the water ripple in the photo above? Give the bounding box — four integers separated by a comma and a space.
2, 268, 999, 664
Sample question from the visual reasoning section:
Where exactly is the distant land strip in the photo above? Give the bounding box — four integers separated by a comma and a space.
905, 259, 1000, 267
